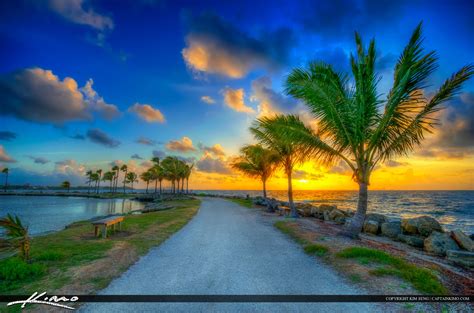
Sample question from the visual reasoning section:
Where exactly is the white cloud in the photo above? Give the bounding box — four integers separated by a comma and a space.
128, 103, 165, 123
222, 88, 255, 113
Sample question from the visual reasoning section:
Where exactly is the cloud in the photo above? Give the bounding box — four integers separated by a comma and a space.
166, 136, 196, 152
131, 154, 143, 160
200, 96, 215, 104
384, 160, 409, 167
251, 76, 298, 116
0, 68, 119, 124
136, 137, 156, 146
0, 131, 17, 141
86, 128, 120, 148
196, 153, 232, 174
417, 92, 474, 159
222, 88, 255, 113
0, 145, 16, 163
182, 13, 295, 78
128, 103, 165, 123
152, 150, 166, 159
81, 79, 120, 120
198, 143, 226, 157
28, 156, 50, 164
48, 0, 114, 31
328, 160, 352, 175
70, 134, 86, 140
293, 169, 325, 180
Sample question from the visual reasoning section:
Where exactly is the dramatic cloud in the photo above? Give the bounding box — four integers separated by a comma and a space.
81, 79, 120, 120
48, 0, 114, 31
0, 68, 119, 124
196, 153, 232, 174
328, 160, 352, 175
28, 156, 50, 164
182, 13, 295, 78
166, 136, 196, 152
86, 128, 120, 148
293, 169, 325, 180
0, 131, 17, 141
417, 92, 474, 158
198, 143, 225, 157
136, 137, 156, 146
131, 154, 143, 160
222, 88, 255, 113
200, 96, 215, 104
0, 145, 16, 163
128, 103, 165, 123
251, 76, 298, 116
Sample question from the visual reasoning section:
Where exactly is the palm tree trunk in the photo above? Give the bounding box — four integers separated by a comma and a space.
159, 180, 162, 194
344, 182, 368, 238
287, 169, 297, 218
97, 179, 101, 194
4, 173, 8, 192
186, 178, 189, 194
88, 180, 91, 194
123, 171, 127, 194
146, 181, 149, 193
262, 178, 267, 199
155, 180, 158, 193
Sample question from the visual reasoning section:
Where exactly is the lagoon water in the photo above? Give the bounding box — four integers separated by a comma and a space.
195, 190, 474, 234
0, 196, 145, 236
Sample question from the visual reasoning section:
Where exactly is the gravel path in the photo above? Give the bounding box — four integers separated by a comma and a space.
81, 197, 378, 312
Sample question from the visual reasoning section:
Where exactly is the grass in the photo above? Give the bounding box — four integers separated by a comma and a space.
229, 198, 253, 208
337, 247, 447, 294
0, 198, 200, 297
303, 244, 329, 257
274, 221, 309, 245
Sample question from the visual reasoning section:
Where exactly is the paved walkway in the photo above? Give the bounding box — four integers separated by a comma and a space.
81, 197, 377, 312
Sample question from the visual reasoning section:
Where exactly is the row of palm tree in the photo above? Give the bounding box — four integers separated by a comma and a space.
232, 24, 473, 238
83, 156, 194, 195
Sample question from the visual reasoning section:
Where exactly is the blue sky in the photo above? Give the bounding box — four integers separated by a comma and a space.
0, 0, 473, 188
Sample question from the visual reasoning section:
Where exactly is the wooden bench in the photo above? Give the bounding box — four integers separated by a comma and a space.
92, 216, 124, 238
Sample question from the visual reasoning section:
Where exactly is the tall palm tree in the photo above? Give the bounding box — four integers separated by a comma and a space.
231, 144, 279, 200
103, 171, 115, 193
126, 172, 138, 191
120, 165, 128, 193
161, 157, 179, 194
90, 172, 99, 194
278, 24, 473, 237
184, 164, 194, 194
251, 116, 310, 217
111, 165, 120, 193
96, 169, 103, 194
140, 170, 152, 193
60, 181, 71, 192
0, 214, 30, 261
85, 170, 93, 194
2, 168, 8, 192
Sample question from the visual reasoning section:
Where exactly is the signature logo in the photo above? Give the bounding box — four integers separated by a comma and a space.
7, 292, 78, 310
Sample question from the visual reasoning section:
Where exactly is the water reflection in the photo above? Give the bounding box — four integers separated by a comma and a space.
0, 196, 145, 236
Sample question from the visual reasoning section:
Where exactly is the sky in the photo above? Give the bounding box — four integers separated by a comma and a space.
0, 0, 473, 190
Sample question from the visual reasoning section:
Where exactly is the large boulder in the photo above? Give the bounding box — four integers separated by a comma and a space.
446, 250, 474, 268
381, 221, 402, 239
311, 207, 325, 219
365, 213, 388, 224
265, 198, 279, 212
363, 220, 379, 235
397, 234, 424, 248
252, 197, 266, 206
296, 203, 313, 217
424, 231, 460, 256
401, 216, 443, 237
323, 210, 331, 221
320, 204, 337, 211
450, 230, 474, 252
329, 208, 345, 221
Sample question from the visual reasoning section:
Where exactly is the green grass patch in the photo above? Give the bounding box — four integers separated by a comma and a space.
229, 198, 253, 208
337, 247, 446, 294
0, 198, 200, 295
349, 274, 364, 283
274, 221, 309, 245
303, 244, 329, 257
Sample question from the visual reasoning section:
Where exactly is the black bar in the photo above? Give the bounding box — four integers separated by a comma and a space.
0, 295, 472, 303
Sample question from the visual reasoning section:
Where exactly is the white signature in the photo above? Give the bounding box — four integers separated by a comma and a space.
7, 291, 78, 310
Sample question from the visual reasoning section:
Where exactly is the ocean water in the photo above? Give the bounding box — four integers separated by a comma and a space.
0, 196, 145, 236
194, 190, 474, 234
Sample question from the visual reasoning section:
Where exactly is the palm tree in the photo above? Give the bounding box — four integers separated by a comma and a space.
121, 165, 128, 194
111, 165, 120, 193
90, 172, 99, 194
126, 172, 138, 191
279, 24, 473, 237
60, 181, 71, 192
140, 171, 152, 193
161, 157, 178, 194
184, 164, 194, 194
0, 214, 30, 261
96, 169, 103, 194
2, 168, 8, 192
231, 144, 279, 200
85, 170, 93, 194
103, 171, 115, 193
251, 116, 310, 217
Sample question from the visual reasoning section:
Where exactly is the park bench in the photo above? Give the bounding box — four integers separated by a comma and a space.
92, 216, 124, 238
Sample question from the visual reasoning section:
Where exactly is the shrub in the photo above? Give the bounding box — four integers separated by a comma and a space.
0, 257, 45, 291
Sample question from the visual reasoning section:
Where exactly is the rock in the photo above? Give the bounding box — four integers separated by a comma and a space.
311, 207, 324, 219
265, 198, 279, 212
470, 234, 474, 241
397, 234, 424, 248
329, 208, 345, 221
365, 213, 387, 224
296, 203, 313, 217
446, 250, 474, 268
323, 210, 330, 221
381, 221, 402, 239
401, 216, 443, 237
319, 204, 337, 211
252, 197, 266, 206
450, 230, 474, 252
424, 231, 459, 256
334, 216, 346, 225
363, 220, 379, 235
